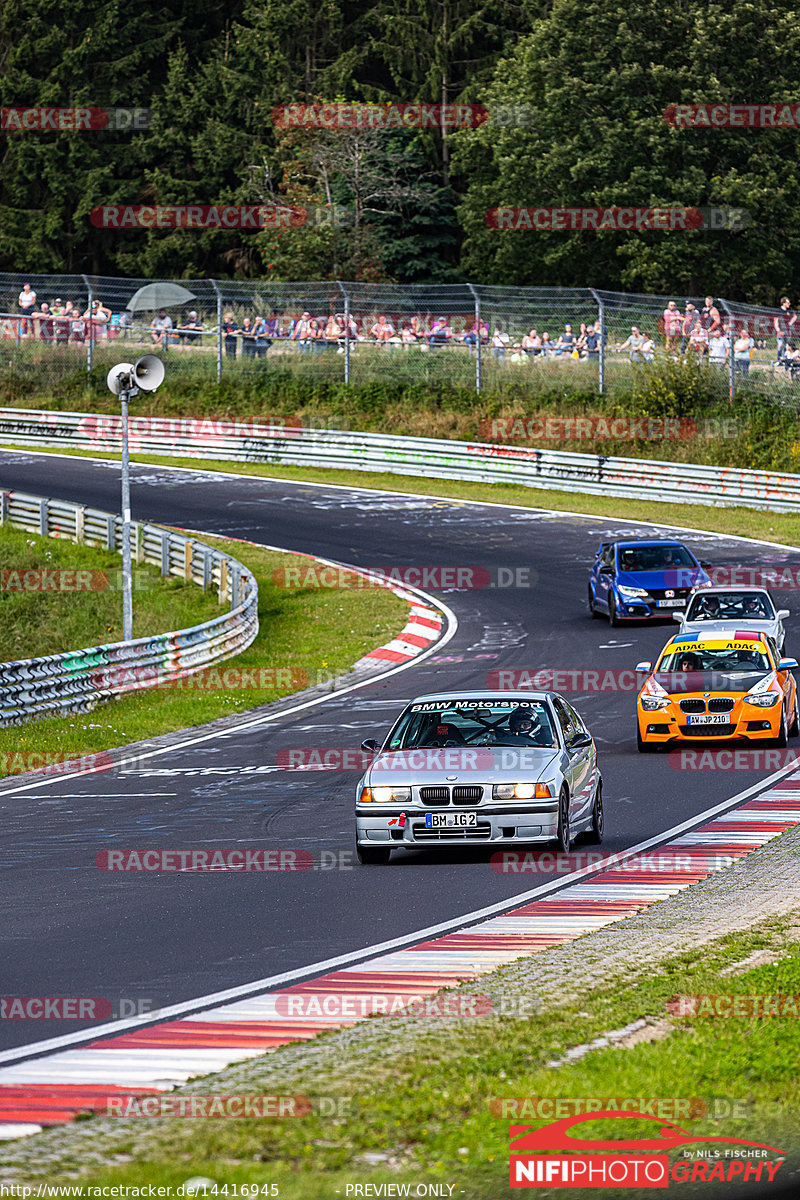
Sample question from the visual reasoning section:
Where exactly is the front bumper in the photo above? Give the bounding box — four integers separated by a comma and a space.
615, 597, 688, 620
356, 804, 560, 846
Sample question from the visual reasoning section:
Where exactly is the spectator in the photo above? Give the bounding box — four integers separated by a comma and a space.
150, 309, 173, 349
264, 315, 281, 341
585, 323, 600, 360
574, 323, 589, 358
681, 303, 697, 353
553, 323, 575, 356
370, 314, 395, 344
402, 319, 422, 346
522, 328, 541, 357
428, 317, 451, 347
491, 324, 510, 360
688, 318, 708, 356
222, 312, 237, 358
237, 316, 258, 358
36, 302, 54, 342
178, 311, 204, 347
708, 327, 729, 367
71, 304, 87, 343
18, 282, 36, 335
540, 331, 554, 358
663, 300, 681, 352
641, 332, 655, 362
700, 296, 722, 335
118, 308, 133, 340
774, 297, 796, 362
253, 315, 271, 357
290, 310, 313, 353
84, 299, 111, 340
54, 301, 73, 345
617, 325, 645, 361
734, 329, 754, 376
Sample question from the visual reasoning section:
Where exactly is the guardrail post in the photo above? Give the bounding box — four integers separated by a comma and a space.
338, 281, 351, 384
107, 517, 116, 549
202, 550, 211, 590
0, 492, 7, 524
467, 283, 482, 395
209, 280, 223, 384
75, 506, 85, 542
160, 533, 170, 576
39, 499, 48, 536
15, 317, 21, 348
82, 275, 93, 377
135, 523, 143, 564
219, 558, 229, 604
184, 540, 193, 582
590, 288, 605, 394
231, 565, 240, 610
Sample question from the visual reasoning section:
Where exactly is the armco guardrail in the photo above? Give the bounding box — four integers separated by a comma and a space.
0, 406, 799, 513
0, 489, 258, 726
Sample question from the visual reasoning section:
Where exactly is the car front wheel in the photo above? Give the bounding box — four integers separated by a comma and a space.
556, 789, 571, 854
608, 593, 619, 627
585, 781, 604, 844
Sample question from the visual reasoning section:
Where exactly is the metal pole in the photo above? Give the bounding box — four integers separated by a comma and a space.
82, 275, 93, 376
120, 388, 133, 641
719, 298, 735, 402
210, 280, 223, 383
590, 289, 605, 394
467, 283, 481, 394
338, 281, 350, 384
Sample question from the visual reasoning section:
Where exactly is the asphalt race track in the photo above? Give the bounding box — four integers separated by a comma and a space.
2, 450, 799, 1054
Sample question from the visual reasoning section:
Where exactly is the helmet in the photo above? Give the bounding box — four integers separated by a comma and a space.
678, 652, 699, 671
509, 707, 539, 736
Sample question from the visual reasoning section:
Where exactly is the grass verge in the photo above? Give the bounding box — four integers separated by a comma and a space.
0, 530, 408, 775
8, 915, 800, 1197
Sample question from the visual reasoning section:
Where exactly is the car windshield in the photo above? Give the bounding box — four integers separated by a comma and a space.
685, 591, 775, 621
388, 700, 559, 749
617, 544, 696, 572
657, 643, 773, 674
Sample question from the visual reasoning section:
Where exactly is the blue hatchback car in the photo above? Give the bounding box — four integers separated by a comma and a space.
588, 539, 712, 625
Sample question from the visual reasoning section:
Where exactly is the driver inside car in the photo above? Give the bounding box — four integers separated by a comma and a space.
696, 596, 721, 619
505, 706, 551, 745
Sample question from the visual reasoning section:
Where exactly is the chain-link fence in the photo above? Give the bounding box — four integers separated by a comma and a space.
1, 272, 797, 401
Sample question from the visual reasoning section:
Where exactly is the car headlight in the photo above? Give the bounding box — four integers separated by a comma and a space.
359, 786, 412, 803
743, 693, 780, 707
640, 696, 670, 711
617, 585, 649, 598
492, 783, 554, 800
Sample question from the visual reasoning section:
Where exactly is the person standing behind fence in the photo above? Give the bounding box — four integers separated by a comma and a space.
290, 310, 313, 353
253, 315, 270, 357
680, 303, 696, 353
18, 283, 36, 335
774, 297, 796, 362
221, 312, 237, 358
492, 324, 509, 360
585, 323, 600, 361
734, 329, 754, 376
708, 326, 728, 367
700, 296, 721, 336
663, 300, 681, 353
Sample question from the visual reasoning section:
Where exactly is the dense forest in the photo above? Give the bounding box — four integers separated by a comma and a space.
1, 0, 798, 300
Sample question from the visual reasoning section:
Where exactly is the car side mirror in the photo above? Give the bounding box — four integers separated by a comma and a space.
700, 561, 712, 569
599, 565, 613, 575
570, 731, 593, 749
361, 738, 381, 753
636, 661, 652, 672
672, 612, 684, 623
779, 658, 798, 671
778, 609, 790, 619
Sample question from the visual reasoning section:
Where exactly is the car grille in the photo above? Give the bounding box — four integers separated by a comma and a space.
679, 699, 706, 713
419, 786, 450, 806
649, 587, 691, 600
679, 723, 735, 737
411, 821, 492, 841
453, 785, 483, 805
709, 697, 735, 713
